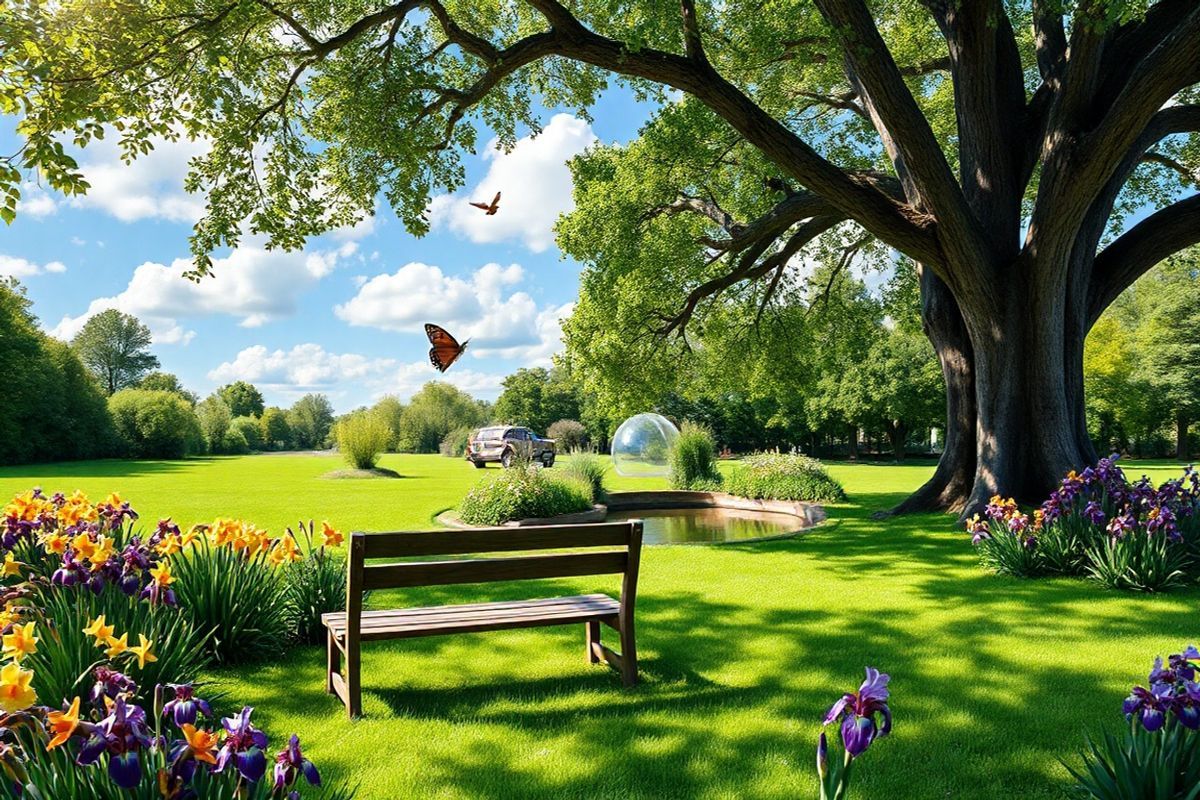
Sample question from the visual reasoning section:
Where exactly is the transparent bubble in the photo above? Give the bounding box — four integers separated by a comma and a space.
611, 413, 680, 477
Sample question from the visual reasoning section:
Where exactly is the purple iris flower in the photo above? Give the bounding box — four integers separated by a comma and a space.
163, 684, 212, 728
273, 734, 320, 792
1149, 656, 1177, 686
823, 668, 892, 758
1145, 506, 1179, 541
1171, 646, 1200, 682
1007, 514, 1030, 534
216, 707, 269, 783
77, 697, 151, 789
92, 666, 138, 708
1176, 683, 1200, 731
1083, 501, 1106, 526
1040, 495, 1063, 525
816, 731, 828, 780
1123, 683, 1175, 732
1106, 512, 1136, 540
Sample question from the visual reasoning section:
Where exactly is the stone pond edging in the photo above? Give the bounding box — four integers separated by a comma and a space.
436, 490, 825, 532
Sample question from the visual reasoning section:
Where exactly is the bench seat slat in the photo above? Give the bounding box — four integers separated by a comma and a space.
323, 594, 620, 642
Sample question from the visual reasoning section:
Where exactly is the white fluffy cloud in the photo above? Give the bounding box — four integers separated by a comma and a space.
67, 135, 209, 224
20, 182, 59, 218
0, 255, 66, 278
374, 361, 507, 401
427, 114, 596, 252
334, 261, 572, 365
49, 238, 357, 345
208, 343, 396, 389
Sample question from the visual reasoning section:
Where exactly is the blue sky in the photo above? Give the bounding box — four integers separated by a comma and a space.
1, 90, 654, 413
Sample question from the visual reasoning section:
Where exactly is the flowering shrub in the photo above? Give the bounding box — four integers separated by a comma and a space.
458, 464, 593, 526
725, 453, 847, 503
1069, 645, 1200, 798
816, 667, 892, 800
967, 456, 1198, 591
281, 522, 348, 645
0, 489, 353, 798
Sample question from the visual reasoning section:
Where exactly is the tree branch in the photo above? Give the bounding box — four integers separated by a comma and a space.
679, 0, 708, 64
1031, 0, 1066, 81
1089, 194, 1200, 323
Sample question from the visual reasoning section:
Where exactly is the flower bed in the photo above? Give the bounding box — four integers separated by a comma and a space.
457, 464, 594, 527
968, 456, 1200, 591
0, 488, 353, 798
723, 453, 847, 503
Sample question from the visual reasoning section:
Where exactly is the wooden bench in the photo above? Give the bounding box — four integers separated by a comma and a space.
321, 520, 643, 717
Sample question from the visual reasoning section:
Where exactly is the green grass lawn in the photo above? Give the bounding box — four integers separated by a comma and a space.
1, 454, 1196, 799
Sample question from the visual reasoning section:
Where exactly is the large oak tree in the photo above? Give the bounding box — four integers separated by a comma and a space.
4, 0, 1199, 512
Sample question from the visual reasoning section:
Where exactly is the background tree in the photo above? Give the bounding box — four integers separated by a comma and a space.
287, 394, 336, 450
546, 419, 588, 451
229, 416, 264, 452
1136, 257, 1200, 458
369, 395, 406, 451
217, 381, 265, 419
70, 309, 159, 395
396, 382, 487, 453
138, 371, 197, 404
493, 367, 581, 433
195, 395, 233, 455
108, 389, 203, 459
259, 407, 293, 451
9, 0, 1200, 512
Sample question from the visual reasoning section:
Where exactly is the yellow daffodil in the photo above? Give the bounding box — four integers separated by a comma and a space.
46, 697, 81, 750
89, 535, 115, 568
178, 724, 219, 765
102, 492, 122, 508
149, 562, 173, 588
128, 635, 157, 669
155, 535, 182, 557
180, 526, 202, 547
320, 522, 344, 548
268, 536, 301, 566
104, 633, 129, 659
2, 622, 38, 661
0, 553, 22, 579
0, 661, 36, 712
208, 518, 241, 548
70, 532, 96, 562
57, 491, 98, 528
39, 532, 67, 554
4, 491, 51, 523
84, 616, 115, 647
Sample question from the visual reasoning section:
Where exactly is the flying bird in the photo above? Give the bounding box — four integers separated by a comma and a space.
425, 323, 468, 372
469, 191, 501, 215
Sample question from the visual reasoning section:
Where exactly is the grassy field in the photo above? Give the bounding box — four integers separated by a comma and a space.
0, 454, 1196, 799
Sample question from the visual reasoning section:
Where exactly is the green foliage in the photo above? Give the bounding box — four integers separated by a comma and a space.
229, 416, 263, 452
1067, 722, 1200, 800
260, 406, 292, 451
668, 422, 722, 490
974, 526, 1047, 579
25, 583, 209, 710
288, 394, 335, 450
137, 371, 195, 403
220, 427, 249, 455
281, 523, 348, 645
70, 310, 159, 396
369, 395, 405, 451
1084, 533, 1190, 592
396, 382, 486, 453
724, 453, 848, 503
459, 464, 593, 526
0, 281, 116, 465
195, 395, 232, 454
493, 368, 581, 434
108, 389, 202, 459
547, 419, 588, 451
438, 426, 473, 458
170, 537, 288, 665
217, 381, 265, 419
335, 412, 391, 470
561, 451, 608, 504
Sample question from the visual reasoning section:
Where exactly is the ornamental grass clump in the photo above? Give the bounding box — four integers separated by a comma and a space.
668, 423, 722, 490
561, 450, 608, 504
967, 456, 1198, 591
1069, 645, 1200, 799
725, 453, 847, 503
816, 667, 893, 800
280, 521, 348, 645
459, 463, 593, 526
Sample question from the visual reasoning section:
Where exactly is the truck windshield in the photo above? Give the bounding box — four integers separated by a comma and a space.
476, 428, 504, 439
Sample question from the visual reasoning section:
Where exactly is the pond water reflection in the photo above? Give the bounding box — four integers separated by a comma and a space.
605, 507, 800, 545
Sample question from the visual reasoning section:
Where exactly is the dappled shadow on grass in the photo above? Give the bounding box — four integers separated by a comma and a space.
0, 457, 211, 480
217, 478, 1200, 799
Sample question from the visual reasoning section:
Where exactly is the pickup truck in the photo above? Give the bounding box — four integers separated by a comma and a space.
466, 426, 556, 468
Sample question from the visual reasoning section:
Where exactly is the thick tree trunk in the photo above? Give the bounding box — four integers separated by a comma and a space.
847, 427, 859, 461
891, 269, 977, 514
886, 421, 907, 462
1177, 415, 1190, 460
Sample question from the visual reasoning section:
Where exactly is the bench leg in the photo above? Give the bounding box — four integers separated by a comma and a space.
586, 621, 601, 664
619, 619, 638, 687
326, 630, 338, 695
345, 640, 362, 719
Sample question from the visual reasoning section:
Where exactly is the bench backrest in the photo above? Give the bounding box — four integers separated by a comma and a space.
343, 521, 643, 636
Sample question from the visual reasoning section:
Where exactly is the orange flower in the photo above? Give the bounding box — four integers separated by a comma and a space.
47, 697, 81, 750
178, 724, 219, 765
39, 532, 67, 554
268, 536, 301, 566
57, 491, 98, 528
320, 522, 344, 548
70, 532, 96, 562
89, 535, 115, 569
155, 535, 182, 557
2, 622, 38, 661
149, 562, 173, 588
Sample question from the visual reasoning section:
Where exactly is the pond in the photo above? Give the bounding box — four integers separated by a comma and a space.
605, 507, 801, 545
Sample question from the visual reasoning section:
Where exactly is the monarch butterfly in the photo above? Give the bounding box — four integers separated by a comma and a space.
468, 191, 501, 215
425, 323, 468, 372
